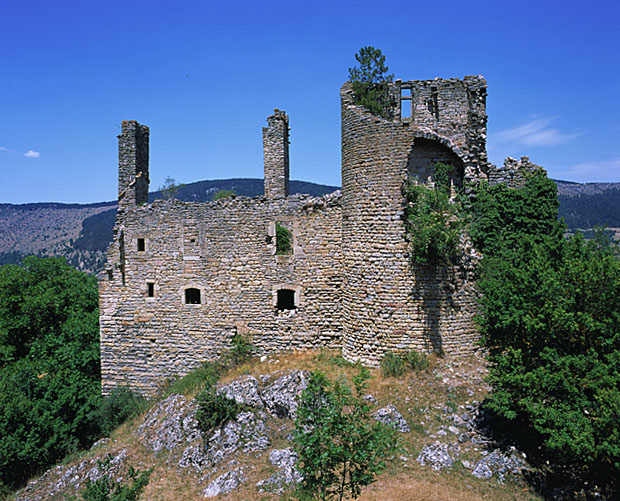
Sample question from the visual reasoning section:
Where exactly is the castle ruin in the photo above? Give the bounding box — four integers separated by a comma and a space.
99, 75, 529, 395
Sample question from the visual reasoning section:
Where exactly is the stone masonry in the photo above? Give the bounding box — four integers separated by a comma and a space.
100, 75, 531, 395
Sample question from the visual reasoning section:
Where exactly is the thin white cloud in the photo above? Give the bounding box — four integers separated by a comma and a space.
23, 150, 40, 158
560, 157, 620, 183
494, 116, 580, 147
0, 146, 10, 152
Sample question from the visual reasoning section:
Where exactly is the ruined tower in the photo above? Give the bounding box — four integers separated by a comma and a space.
340, 77, 488, 365
118, 120, 149, 211
262, 109, 289, 198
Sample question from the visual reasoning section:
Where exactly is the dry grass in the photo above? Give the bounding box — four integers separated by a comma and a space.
17, 349, 541, 500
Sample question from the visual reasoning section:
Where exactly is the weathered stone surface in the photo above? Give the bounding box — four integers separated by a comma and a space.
218, 375, 263, 408
206, 410, 271, 465
416, 441, 454, 471
257, 448, 303, 493
373, 404, 410, 432
16, 449, 128, 501
203, 467, 246, 497
471, 448, 528, 481
261, 370, 309, 419
137, 394, 200, 453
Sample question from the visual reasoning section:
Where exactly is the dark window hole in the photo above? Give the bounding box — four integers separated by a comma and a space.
185, 288, 201, 304
147, 282, 154, 298
277, 289, 296, 310
137, 238, 145, 252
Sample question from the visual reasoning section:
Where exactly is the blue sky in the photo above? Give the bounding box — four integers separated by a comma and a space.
1, 0, 618, 204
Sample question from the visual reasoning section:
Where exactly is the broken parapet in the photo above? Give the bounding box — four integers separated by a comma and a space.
487, 156, 545, 188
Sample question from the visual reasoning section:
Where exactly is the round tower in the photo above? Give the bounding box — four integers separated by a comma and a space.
340, 77, 487, 365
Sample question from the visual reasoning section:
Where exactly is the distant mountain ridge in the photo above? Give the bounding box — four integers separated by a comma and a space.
1, 178, 618, 273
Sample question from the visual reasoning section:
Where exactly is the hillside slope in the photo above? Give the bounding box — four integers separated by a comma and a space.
14, 350, 539, 501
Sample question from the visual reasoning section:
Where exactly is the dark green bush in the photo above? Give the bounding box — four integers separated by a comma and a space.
405, 350, 429, 371
0, 257, 101, 489
403, 163, 462, 267
194, 383, 240, 435
225, 333, 254, 366
472, 169, 620, 493
90, 387, 148, 437
275, 222, 293, 255
380, 351, 407, 378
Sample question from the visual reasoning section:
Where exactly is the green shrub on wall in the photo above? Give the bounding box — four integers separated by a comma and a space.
275, 222, 293, 255
403, 162, 461, 266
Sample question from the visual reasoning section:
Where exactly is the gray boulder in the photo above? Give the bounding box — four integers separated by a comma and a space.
203, 467, 246, 497
137, 394, 200, 453
373, 404, 410, 432
471, 448, 528, 481
257, 448, 303, 493
218, 375, 264, 408
261, 370, 309, 419
416, 442, 454, 471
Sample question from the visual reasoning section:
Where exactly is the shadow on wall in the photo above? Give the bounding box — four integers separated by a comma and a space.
411, 266, 459, 356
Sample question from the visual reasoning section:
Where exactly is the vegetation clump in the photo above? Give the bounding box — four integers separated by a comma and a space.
381, 350, 429, 377
348, 46, 394, 118
195, 382, 241, 435
71, 455, 152, 501
276, 222, 293, 255
213, 189, 236, 200
293, 367, 399, 500
404, 162, 461, 266
471, 168, 620, 495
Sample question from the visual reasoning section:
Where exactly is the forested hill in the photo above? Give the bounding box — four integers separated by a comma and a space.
554, 180, 620, 229
0, 179, 339, 272
1, 178, 619, 273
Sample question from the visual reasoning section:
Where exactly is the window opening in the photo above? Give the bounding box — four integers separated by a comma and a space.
277, 289, 296, 310
427, 87, 439, 119
275, 222, 293, 255
400, 88, 412, 119
137, 238, 145, 252
185, 288, 201, 304
147, 282, 154, 298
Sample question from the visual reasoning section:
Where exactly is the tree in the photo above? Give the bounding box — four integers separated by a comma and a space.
348, 47, 394, 118
293, 368, 398, 500
471, 171, 620, 495
212, 189, 236, 200
0, 257, 101, 490
158, 176, 183, 200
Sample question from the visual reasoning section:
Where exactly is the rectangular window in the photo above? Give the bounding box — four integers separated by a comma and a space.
400, 88, 412, 120
147, 282, 154, 298
137, 238, 145, 252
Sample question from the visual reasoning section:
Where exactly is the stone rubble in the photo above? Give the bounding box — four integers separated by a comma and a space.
203, 467, 247, 497
372, 404, 410, 432
256, 448, 303, 493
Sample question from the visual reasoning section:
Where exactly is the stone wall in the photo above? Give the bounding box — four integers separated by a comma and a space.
263, 110, 289, 199
487, 156, 544, 188
100, 191, 343, 395
118, 121, 149, 212
340, 77, 487, 365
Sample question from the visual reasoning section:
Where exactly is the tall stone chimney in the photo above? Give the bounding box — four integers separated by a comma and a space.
118, 120, 149, 211
262, 109, 289, 199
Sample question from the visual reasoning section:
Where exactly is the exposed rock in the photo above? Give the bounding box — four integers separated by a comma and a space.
205, 410, 270, 465
257, 448, 303, 493
261, 370, 309, 419
203, 467, 246, 497
373, 404, 410, 432
416, 442, 454, 471
218, 375, 264, 408
137, 394, 200, 453
16, 449, 128, 501
471, 448, 528, 481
